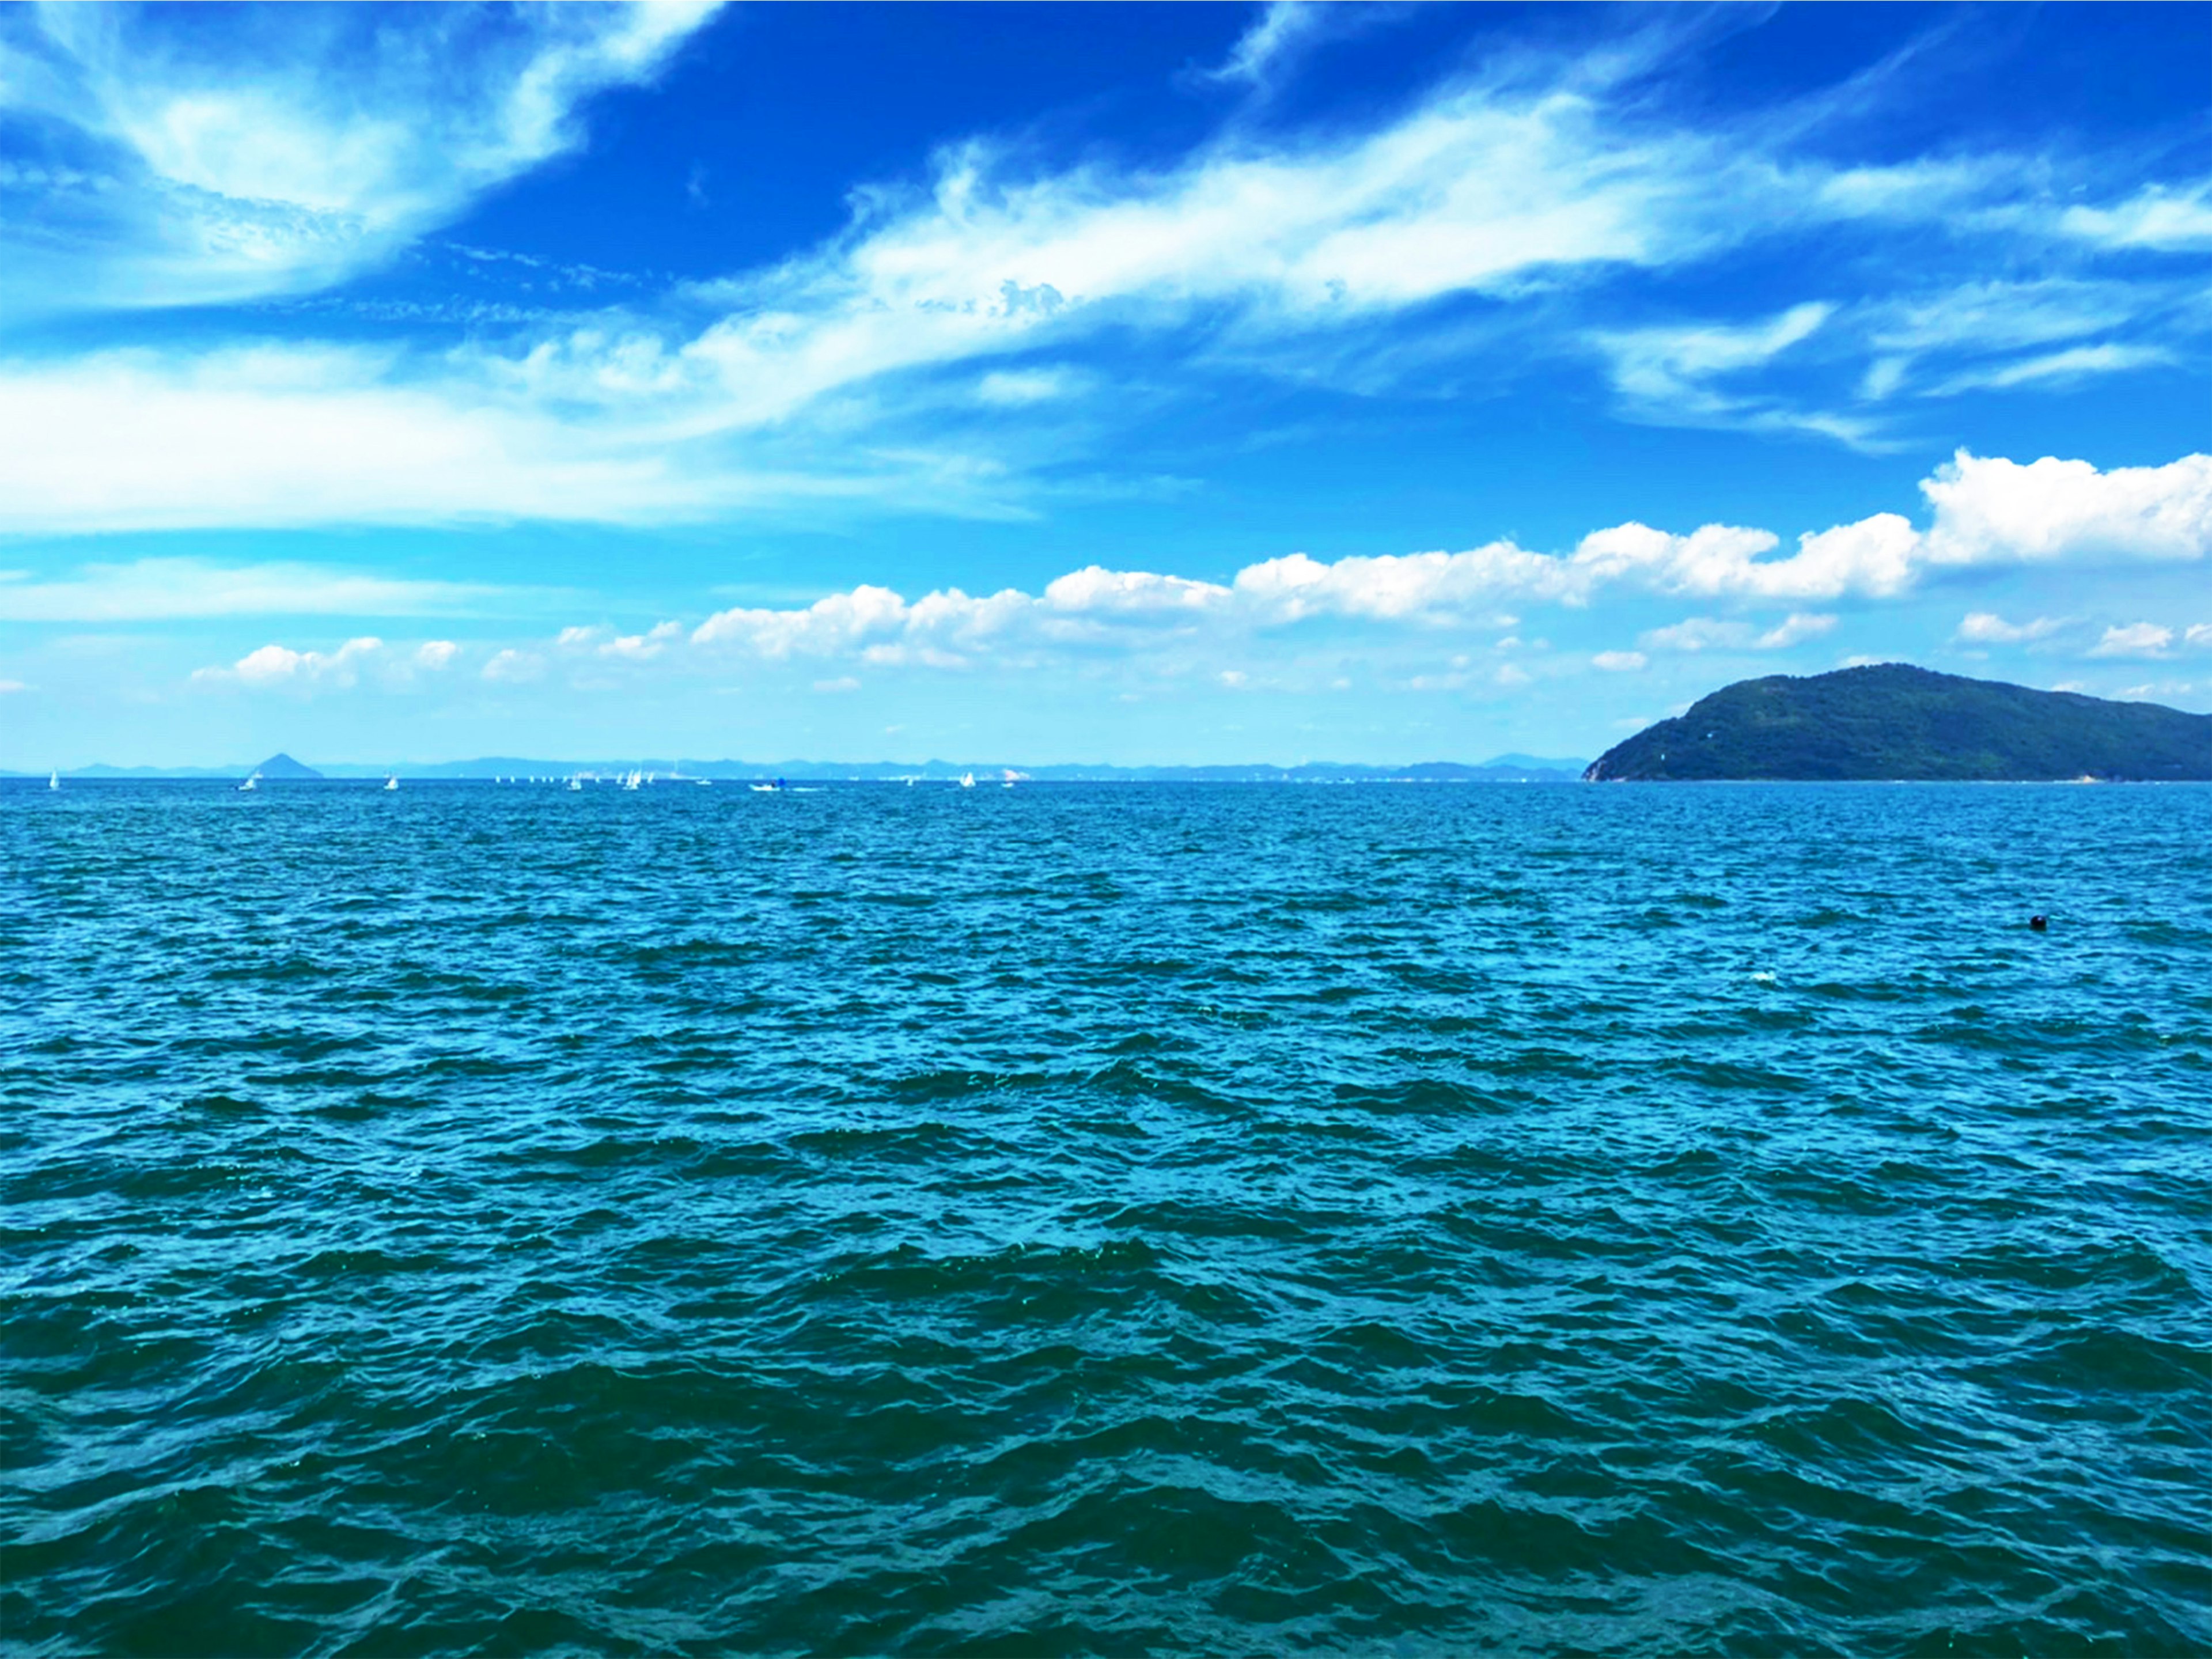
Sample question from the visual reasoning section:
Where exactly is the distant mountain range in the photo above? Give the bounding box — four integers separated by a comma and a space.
1587, 665, 2212, 781
27, 753, 1592, 783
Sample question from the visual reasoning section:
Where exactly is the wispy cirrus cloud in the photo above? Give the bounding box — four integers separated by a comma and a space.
0, 556, 515, 621
3, 10, 2206, 537
1, 2, 721, 316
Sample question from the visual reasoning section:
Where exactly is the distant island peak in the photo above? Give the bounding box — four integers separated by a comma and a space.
1586, 664, 2212, 782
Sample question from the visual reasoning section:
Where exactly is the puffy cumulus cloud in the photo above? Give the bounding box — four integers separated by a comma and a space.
599, 621, 683, 660
675, 449, 2208, 672
1639, 612, 1835, 652
1233, 545, 1575, 621
1953, 611, 2061, 645
1921, 451, 2212, 567
195, 635, 384, 688
1592, 650, 1647, 672
414, 639, 459, 669
1758, 612, 1838, 649
1570, 517, 1919, 600
2190, 624, 2212, 650
6, 3, 722, 314
0, 679, 29, 694
692, 585, 919, 658
1043, 566, 1231, 616
481, 648, 545, 683
2088, 623, 2174, 659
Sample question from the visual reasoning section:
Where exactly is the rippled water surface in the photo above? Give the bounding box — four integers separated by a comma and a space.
7, 780, 2210, 1656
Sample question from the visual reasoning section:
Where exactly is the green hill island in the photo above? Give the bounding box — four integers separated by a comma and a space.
1585, 664, 2212, 782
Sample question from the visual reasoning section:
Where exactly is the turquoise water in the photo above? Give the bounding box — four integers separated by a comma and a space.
6, 781, 2209, 1656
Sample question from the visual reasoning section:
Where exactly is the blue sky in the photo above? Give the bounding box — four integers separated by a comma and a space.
2, 1, 2207, 768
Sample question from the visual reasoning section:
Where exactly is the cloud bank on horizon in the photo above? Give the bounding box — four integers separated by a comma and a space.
1, 1, 2207, 764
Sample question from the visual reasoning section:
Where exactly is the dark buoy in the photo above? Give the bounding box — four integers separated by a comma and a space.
2029, 914, 2048, 931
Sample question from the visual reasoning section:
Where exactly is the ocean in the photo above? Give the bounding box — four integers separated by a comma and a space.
6, 779, 2208, 1655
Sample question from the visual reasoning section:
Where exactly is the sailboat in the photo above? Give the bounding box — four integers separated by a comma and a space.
48, 768, 59, 790
384, 774, 399, 791
567, 774, 584, 791
238, 771, 260, 791
959, 772, 975, 789
622, 768, 643, 791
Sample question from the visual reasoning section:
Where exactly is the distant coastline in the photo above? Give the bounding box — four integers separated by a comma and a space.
16, 753, 1592, 785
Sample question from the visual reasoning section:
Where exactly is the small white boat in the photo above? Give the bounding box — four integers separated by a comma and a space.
48, 769, 59, 791
384, 774, 399, 791
567, 775, 584, 791
238, 771, 260, 791
622, 769, 643, 791
959, 772, 975, 789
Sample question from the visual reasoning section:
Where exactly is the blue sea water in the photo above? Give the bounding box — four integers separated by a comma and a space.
5, 779, 2209, 1657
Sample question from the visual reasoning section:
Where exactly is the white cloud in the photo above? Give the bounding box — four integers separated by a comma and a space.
0, 349, 724, 535
6, 4, 722, 313
2, 14, 2204, 539
0, 555, 503, 620
812, 676, 861, 694
1925, 342, 2170, 396
2189, 624, 2212, 649
2088, 623, 2173, 660
1204, 2, 1331, 89
1953, 611, 2059, 645
1233, 545, 1575, 620
1757, 612, 1836, 648
482, 648, 545, 683
414, 639, 459, 669
1639, 611, 1835, 652
1043, 566, 1231, 616
197, 635, 384, 688
1592, 650, 1646, 672
693, 585, 920, 658
675, 449, 2210, 672
1921, 450, 2212, 568
976, 368, 1077, 406
1639, 616, 1741, 652
1573, 517, 1919, 601
1597, 301, 1832, 410
2059, 184, 2212, 252
0, 679, 27, 694
599, 621, 683, 660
